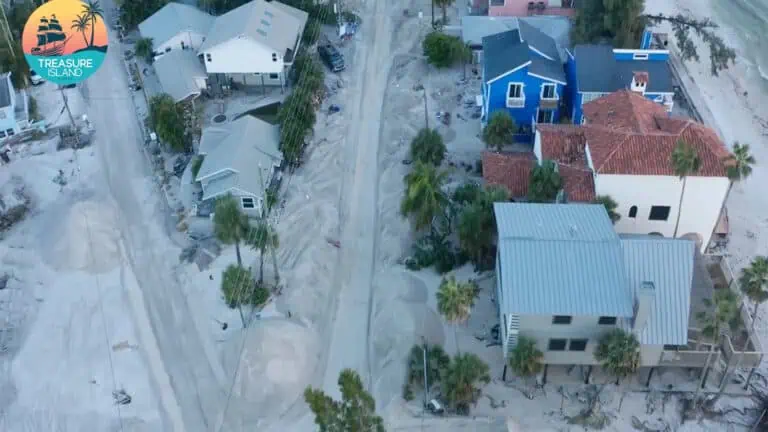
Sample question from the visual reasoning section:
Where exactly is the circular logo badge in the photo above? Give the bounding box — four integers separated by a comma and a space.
22, 0, 109, 86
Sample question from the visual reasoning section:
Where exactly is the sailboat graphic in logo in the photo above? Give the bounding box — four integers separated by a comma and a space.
22, 0, 109, 85
31, 15, 72, 57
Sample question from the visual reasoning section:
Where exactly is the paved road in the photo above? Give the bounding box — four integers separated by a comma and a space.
82, 4, 227, 432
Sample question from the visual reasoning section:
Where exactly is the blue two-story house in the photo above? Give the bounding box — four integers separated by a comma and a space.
565, 44, 675, 124
481, 21, 566, 132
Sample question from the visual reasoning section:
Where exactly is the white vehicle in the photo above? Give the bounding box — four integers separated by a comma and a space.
30, 70, 44, 86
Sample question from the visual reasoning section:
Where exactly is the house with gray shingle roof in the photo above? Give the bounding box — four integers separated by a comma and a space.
198, 0, 308, 89
138, 2, 214, 54
493, 202, 704, 377
480, 22, 567, 131
154, 50, 208, 103
565, 44, 675, 124
195, 116, 283, 217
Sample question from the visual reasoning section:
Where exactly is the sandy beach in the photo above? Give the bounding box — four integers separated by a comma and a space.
644, 0, 768, 346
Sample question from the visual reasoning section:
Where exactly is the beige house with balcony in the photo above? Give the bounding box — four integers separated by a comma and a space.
494, 202, 764, 387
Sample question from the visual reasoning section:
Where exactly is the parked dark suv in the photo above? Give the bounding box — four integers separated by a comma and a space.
318, 44, 345, 72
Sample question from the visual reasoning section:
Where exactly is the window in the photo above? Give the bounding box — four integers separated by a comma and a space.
165, 47, 171, 53
206, 53, 212, 62
181, 41, 186, 50
5, 129, 13, 136
569, 339, 588, 351
633, 52, 649, 60
272, 53, 278, 62
269, 73, 279, 79
257, 29, 268, 37
598, 316, 617, 325
490, 0, 504, 5
649, 205, 671, 221
264, 10, 274, 17
663, 344, 679, 351
0, 130, 5, 138
541, 83, 556, 99
580, 115, 586, 125
241, 197, 255, 209
536, 109, 554, 124
552, 315, 572, 325
260, 19, 271, 26
548, 339, 567, 351
507, 83, 523, 99
628, 206, 638, 218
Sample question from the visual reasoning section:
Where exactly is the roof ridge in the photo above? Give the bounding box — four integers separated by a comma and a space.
594, 132, 632, 173
499, 236, 619, 243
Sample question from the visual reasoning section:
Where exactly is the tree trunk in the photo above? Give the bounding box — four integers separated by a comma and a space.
672, 176, 687, 238
235, 240, 242, 266
442, 6, 447, 24
258, 247, 265, 283
754, 302, 760, 321
237, 305, 246, 328
271, 246, 280, 285
90, 16, 96, 47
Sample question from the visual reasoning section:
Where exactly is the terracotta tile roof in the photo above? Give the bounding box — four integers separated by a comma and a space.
482, 151, 534, 198
538, 90, 731, 177
558, 164, 595, 202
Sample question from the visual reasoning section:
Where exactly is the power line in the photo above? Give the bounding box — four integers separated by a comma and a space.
214, 1, 342, 430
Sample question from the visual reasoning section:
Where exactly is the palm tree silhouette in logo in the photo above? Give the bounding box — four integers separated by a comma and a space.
71, 13, 91, 47
81, 0, 104, 48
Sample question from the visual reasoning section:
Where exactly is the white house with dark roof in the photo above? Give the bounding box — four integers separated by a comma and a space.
138, 2, 214, 54
195, 116, 283, 217
494, 202, 702, 383
0, 73, 29, 142
198, 0, 308, 88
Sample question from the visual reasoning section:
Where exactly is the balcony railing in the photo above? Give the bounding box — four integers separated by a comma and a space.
506, 97, 525, 108
539, 97, 559, 109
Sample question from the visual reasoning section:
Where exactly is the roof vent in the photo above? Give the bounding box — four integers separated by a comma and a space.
568, 225, 578, 237
631, 71, 649, 94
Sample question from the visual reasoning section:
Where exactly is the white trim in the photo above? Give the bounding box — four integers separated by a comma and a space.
632, 53, 649, 60
565, 48, 574, 59
486, 61, 532, 84
527, 72, 566, 85
528, 45, 555, 62
613, 48, 670, 55
197, 167, 238, 183
540, 82, 557, 100
202, 186, 258, 202
505, 82, 525, 108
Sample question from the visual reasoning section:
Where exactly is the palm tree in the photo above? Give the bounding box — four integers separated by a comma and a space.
441, 353, 490, 414
594, 195, 620, 224
81, 0, 104, 48
221, 264, 254, 327
135, 37, 154, 61
457, 185, 509, 267
527, 160, 562, 203
508, 336, 543, 384
436, 276, 479, 353
409, 128, 446, 166
432, 0, 455, 24
401, 161, 449, 230
70, 14, 90, 47
594, 328, 640, 386
214, 195, 250, 266
249, 219, 280, 284
404, 344, 450, 400
696, 289, 740, 344
670, 140, 700, 238
725, 142, 756, 182
739, 256, 768, 320
482, 111, 516, 151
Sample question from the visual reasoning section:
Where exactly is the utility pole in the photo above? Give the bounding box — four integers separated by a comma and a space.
431, 0, 435, 27
422, 341, 429, 408
0, 2, 16, 59
60, 87, 82, 152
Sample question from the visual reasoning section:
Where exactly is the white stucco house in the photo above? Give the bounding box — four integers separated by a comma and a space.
494, 202, 699, 383
138, 2, 215, 54
0, 73, 29, 142
197, 0, 308, 88
195, 116, 283, 217
533, 90, 732, 253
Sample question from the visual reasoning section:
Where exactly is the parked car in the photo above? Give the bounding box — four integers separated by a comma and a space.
426, 399, 444, 415
30, 70, 43, 86
60, 83, 77, 89
318, 44, 345, 72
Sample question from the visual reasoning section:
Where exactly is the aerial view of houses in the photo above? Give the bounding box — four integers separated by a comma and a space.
0, 0, 767, 431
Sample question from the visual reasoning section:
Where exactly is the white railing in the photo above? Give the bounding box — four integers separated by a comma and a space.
506, 97, 525, 108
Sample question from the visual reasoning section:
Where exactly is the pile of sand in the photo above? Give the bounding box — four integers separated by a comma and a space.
222, 320, 320, 422
42, 200, 120, 273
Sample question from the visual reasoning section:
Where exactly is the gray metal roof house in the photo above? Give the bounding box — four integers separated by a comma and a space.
196, 116, 283, 216
138, 2, 214, 53
493, 202, 696, 370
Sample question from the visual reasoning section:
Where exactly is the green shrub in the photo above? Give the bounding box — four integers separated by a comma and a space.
191, 155, 204, 179
250, 282, 270, 307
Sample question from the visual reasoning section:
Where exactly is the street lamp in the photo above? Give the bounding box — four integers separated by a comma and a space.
421, 339, 429, 408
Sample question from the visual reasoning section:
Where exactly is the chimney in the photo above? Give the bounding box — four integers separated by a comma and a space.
633, 281, 655, 333
630, 71, 649, 94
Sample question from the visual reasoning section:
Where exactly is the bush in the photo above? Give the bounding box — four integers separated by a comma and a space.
27, 96, 40, 121
408, 230, 461, 274
250, 282, 270, 307
302, 18, 321, 46
423, 31, 470, 68
402, 384, 414, 401
482, 111, 516, 151
409, 128, 446, 166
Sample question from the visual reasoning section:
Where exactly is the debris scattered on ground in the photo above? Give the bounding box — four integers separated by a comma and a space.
112, 389, 132, 406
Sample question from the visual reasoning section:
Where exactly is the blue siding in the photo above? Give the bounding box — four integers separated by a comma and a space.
640, 29, 653, 50
484, 67, 564, 129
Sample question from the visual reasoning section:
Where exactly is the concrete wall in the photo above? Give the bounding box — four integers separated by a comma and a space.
155, 31, 207, 54
230, 72, 286, 87
0, 106, 18, 138
201, 38, 283, 74
594, 173, 729, 252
